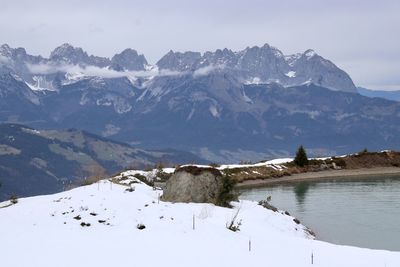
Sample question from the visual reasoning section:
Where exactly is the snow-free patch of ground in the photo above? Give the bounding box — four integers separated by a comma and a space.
1, 179, 400, 267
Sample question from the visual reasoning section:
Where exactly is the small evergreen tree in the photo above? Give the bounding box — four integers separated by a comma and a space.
294, 145, 309, 167
217, 175, 238, 208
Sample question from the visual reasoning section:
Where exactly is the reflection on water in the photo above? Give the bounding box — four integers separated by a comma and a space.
293, 182, 310, 205
239, 175, 400, 251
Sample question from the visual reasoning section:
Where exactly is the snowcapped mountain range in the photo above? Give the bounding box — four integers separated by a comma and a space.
1, 43, 400, 162
0, 43, 355, 93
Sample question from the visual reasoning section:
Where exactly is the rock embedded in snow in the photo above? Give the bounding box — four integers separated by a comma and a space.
162, 166, 224, 204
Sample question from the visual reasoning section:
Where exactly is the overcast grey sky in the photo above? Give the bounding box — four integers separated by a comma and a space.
1, 0, 399, 90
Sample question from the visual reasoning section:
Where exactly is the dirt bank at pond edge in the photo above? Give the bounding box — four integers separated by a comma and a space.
236, 167, 400, 188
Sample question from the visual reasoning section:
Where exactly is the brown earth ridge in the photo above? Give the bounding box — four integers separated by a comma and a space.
226, 151, 400, 187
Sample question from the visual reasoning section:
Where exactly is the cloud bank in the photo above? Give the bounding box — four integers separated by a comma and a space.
192, 64, 225, 78
26, 63, 183, 79
0, 55, 10, 65
26, 62, 223, 80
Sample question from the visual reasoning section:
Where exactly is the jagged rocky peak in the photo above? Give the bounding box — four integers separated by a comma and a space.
237, 44, 289, 77
0, 44, 12, 57
49, 43, 110, 67
213, 48, 235, 57
303, 49, 317, 59
156, 50, 202, 71
0, 44, 30, 60
201, 48, 237, 67
248, 43, 284, 57
0, 44, 45, 79
111, 48, 148, 71
50, 43, 88, 62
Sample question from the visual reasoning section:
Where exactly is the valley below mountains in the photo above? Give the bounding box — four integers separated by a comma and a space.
0, 123, 204, 201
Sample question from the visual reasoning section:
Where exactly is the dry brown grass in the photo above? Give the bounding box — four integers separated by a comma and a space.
81, 164, 107, 186
228, 151, 400, 184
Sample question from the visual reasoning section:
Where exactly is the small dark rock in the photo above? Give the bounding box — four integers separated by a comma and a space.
293, 218, 301, 224
258, 200, 278, 212
137, 224, 146, 230
90, 212, 97, 216
73, 215, 81, 220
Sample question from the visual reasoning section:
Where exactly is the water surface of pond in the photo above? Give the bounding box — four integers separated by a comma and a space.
239, 176, 400, 251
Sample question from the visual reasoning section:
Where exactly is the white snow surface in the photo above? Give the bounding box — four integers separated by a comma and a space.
1, 179, 400, 266
285, 71, 297, 78
217, 158, 293, 170
25, 76, 57, 91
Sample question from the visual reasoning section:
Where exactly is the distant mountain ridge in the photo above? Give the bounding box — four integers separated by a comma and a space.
357, 87, 400, 102
0, 42, 356, 92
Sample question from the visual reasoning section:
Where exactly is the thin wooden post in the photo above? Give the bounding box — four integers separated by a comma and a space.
249, 239, 251, 252
158, 193, 160, 204
192, 214, 195, 230
311, 252, 313, 265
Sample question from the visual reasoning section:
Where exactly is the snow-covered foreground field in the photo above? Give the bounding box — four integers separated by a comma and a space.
1, 178, 399, 267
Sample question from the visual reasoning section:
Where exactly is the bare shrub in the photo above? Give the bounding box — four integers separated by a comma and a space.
10, 195, 18, 204
226, 208, 242, 232
81, 164, 107, 186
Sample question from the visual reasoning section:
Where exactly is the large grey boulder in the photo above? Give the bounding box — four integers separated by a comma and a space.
162, 166, 224, 204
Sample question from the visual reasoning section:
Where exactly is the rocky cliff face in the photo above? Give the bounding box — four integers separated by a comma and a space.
110, 48, 148, 71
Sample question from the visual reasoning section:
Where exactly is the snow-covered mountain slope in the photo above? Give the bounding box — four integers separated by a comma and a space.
1, 178, 399, 267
